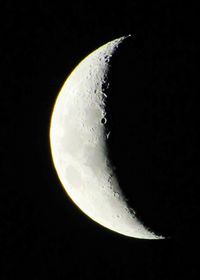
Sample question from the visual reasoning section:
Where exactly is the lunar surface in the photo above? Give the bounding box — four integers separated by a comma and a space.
49, 36, 164, 239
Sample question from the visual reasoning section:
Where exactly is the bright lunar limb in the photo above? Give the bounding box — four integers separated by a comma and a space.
49, 36, 164, 239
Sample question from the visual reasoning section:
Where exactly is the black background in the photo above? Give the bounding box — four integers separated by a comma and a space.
1, 1, 198, 279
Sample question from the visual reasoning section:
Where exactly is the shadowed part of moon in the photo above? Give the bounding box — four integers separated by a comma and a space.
104, 37, 198, 238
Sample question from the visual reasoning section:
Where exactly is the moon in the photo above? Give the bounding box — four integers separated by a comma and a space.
49, 36, 164, 239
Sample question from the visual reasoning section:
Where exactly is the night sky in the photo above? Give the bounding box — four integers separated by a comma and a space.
1, 2, 198, 279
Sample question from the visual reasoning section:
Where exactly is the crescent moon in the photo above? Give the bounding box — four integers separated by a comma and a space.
49, 36, 164, 239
